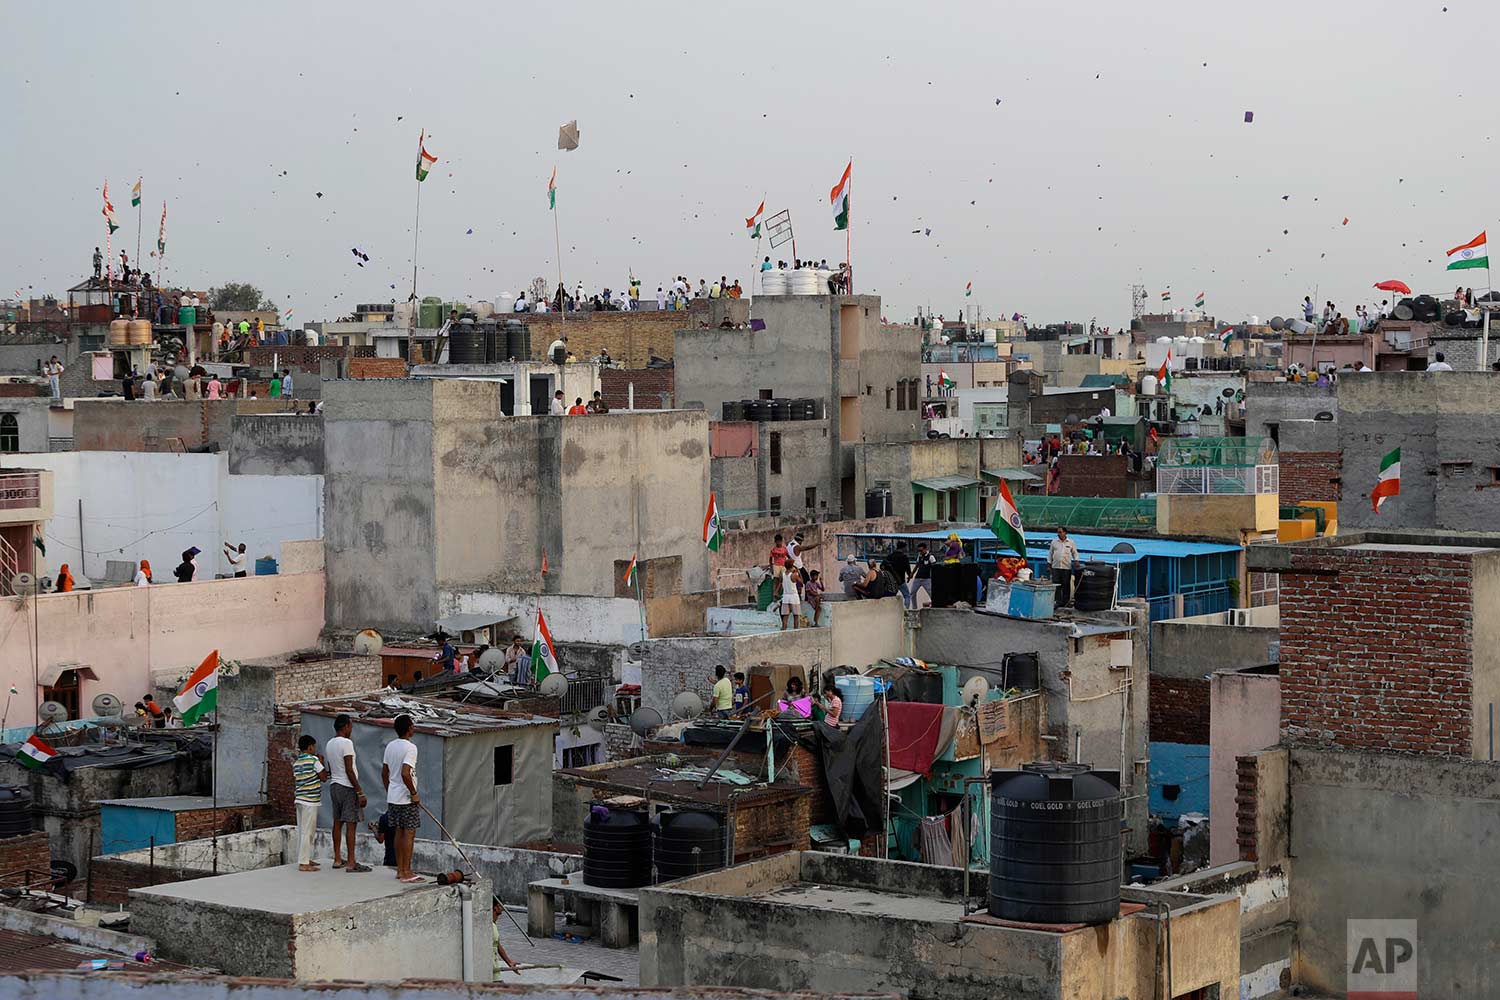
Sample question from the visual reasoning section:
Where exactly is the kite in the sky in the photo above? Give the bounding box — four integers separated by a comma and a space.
1244, 111, 1254, 123
558, 120, 580, 151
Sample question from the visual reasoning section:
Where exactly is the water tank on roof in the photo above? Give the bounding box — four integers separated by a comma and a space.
127, 319, 152, 346
1155, 337, 1172, 345
448, 322, 484, 364
108, 319, 130, 347
1249, 315, 1260, 325
790, 269, 821, 295
1141, 374, 1158, 395
505, 320, 531, 362
761, 271, 788, 295
989, 763, 1122, 925
653, 810, 725, 881
0, 786, 34, 840
583, 807, 652, 889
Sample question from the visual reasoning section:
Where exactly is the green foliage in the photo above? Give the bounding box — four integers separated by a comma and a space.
208, 282, 278, 312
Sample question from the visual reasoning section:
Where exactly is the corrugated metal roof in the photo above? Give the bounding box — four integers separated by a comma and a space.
0, 928, 176, 973
912, 474, 983, 491
297, 694, 557, 737
982, 468, 1041, 482
835, 528, 1240, 558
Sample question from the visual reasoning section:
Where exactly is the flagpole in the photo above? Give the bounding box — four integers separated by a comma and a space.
135, 181, 142, 275
552, 171, 566, 325
411, 175, 422, 307
846, 158, 853, 295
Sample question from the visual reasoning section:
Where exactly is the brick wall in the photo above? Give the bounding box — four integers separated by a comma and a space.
265, 723, 299, 823
730, 790, 811, 857
89, 858, 209, 906
1234, 754, 1259, 863
271, 655, 383, 704
347, 357, 409, 379
246, 345, 374, 371
0, 831, 50, 886
603, 721, 637, 760
599, 367, 674, 410
0, 383, 45, 398
524, 305, 704, 368
1279, 452, 1341, 504
1279, 546, 1474, 754
1149, 675, 1211, 745
173, 803, 274, 843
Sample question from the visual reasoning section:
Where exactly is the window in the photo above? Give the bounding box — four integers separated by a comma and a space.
769, 431, 782, 474
805, 487, 817, 511
759, 389, 774, 400
914, 493, 924, 522
494, 744, 514, 786
886, 386, 893, 409
43, 669, 79, 721
562, 744, 599, 768
769, 496, 781, 515
0, 414, 17, 453
907, 381, 920, 411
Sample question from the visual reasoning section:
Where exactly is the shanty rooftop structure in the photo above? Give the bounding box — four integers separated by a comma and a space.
296, 693, 557, 846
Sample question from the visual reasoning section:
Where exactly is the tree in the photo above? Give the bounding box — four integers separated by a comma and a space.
208, 282, 278, 312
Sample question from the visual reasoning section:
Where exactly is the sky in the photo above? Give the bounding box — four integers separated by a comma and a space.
3, 0, 1494, 327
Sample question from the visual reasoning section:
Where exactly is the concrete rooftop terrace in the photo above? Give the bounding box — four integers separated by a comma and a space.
131, 860, 440, 914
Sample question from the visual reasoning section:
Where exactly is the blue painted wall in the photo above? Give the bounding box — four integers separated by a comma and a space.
99, 804, 178, 855
1148, 741, 1211, 825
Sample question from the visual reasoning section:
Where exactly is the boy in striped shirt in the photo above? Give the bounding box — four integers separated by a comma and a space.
293, 735, 329, 871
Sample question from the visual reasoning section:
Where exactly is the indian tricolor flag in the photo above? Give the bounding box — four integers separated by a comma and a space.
988, 479, 1027, 559
940, 368, 956, 389
415, 130, 437, 182
623, 554, 639, 588
548, 167, 557, 210
1372, 447, 1401, 513
531, 610, 559, 682
1220, 326, 1234, 349
131, 178, 142, 207
1194, 292, 1205, 308
1157, 351, 1172, 392
703, 492, 722, 552
746, 201, 764, 238
173, 650, 220, 726
1161, 288, 1171, 302
1446, 231, 1487, 271
17, 735, 57, 772
102, 183, 119, 234
830, 161, 851, 231
965, 281, 973, 298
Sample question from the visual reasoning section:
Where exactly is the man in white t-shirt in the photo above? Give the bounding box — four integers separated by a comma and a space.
326, 713, 370, 873
382, 714, 422, 882
223, 541, 247, 578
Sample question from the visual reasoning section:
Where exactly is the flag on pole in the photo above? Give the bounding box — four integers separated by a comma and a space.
988, 479, 1028, 560
173, 650, 220, 726
1194, 292, 1205, 308
530, 610, 559, 681
1220, 326, 1234, 349
32, 535, 43, 557
415, 131, 437, 182
623, 555, 638, 587
17, 735, 57, 772
746, 201, 765, 238
102, 183, 119, 234
939, 368, 957, 389
1161, 289, 1171, 302
1371, 447, 1401, 513
830, 161, 852, 231
130, 178, 142, 207
548, 167, 557, 210
965, 282, 973, 297
1157, 351, 1172, 393
703, 492, 722, 552
157, 202, 167, 254
1445, 231, 1488, 271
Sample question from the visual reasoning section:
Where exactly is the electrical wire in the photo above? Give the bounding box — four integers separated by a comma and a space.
44, 502, 218, 556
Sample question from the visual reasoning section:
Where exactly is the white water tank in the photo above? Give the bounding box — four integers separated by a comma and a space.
474, 301, 494, 320
762, 271, 788, 295
303, 327, 320, 346
791, 269, 821, 295
1156, 336, 1173, 345
1141, 374, 1159, 395
983, 328, 997, 343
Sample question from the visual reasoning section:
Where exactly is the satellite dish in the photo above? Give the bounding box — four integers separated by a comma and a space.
585, 706, 609, 733
961, 676, 990, 707
477, 647, 507, 673
1269, 316, 1285, 331
671, 691, 704, 720
627, 641, 650, 659
352, 629, 384, 655
37, 701, 69, 724
538, 673, 568, 697
1221, 387, 1236, 398
91, 693, 123, 717
11, 572, 34, 592
628, 706, 663, 736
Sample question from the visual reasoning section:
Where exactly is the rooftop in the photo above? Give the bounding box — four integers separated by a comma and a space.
131, 861, 440, 915
561, 755, 809, 809
296, 693, 557, 737
0, 927, 172, 975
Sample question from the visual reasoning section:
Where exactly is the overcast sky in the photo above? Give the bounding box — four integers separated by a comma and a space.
3, 1, 1493, 326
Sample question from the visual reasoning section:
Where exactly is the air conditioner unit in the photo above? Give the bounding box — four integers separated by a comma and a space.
1226, 608, 1252, 626
979, 484, 998, 498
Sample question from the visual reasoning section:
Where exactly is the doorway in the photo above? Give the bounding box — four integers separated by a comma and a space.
529, 375, 553, 416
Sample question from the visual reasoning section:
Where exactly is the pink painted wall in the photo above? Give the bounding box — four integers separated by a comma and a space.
0, 572, 325, 728
1208, 668, 1282, 866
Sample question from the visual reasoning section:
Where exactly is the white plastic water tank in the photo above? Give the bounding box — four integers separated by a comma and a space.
1173, 335, 1190, 347
393, 301, 415, 327
762, 271, 789, 295
303, 327, 320, 346
1156, 336, 1173, 344
1249, 315, 1260, 325
474, 301, 495, 320
1141, 374, 1159, 395
791, 269, 821, 295
983, 328, 997, 343
1189, 336, 1206, 344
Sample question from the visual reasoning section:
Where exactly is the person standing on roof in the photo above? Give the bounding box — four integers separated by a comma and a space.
382, 714, 423, 883
1048, 527, 1080, 607
223, 541, 246, 578
326, 713, 371, 874
434, 635, 457, 673
293, 734, 329, 872
711, 665, 733, 718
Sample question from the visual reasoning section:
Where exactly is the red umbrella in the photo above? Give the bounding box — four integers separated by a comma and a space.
1374, 279, 1412, 294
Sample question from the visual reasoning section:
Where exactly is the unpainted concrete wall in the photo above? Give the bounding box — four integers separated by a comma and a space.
0, 397, 53, 452
227, 414, 324, 475
1208, 670, 1281, 867
1289, 748, 1500, 996
1242, 380, 1337, 441
827, 597, 905, 668
1151, 618, 1278, 680
640, 629, 834, 720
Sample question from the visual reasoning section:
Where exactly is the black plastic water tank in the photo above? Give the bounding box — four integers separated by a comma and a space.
771, 399, 793, 421
989, 763, 1122, 925
0, 787, 33, 839
1072, 562, 1118, 612
1001, 651, 1039, 691
583, 807, 651, 888
722, 400, 745, 421
448, 324, 485, 364
505, 320, 531, 361
653, 810, 725, 881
